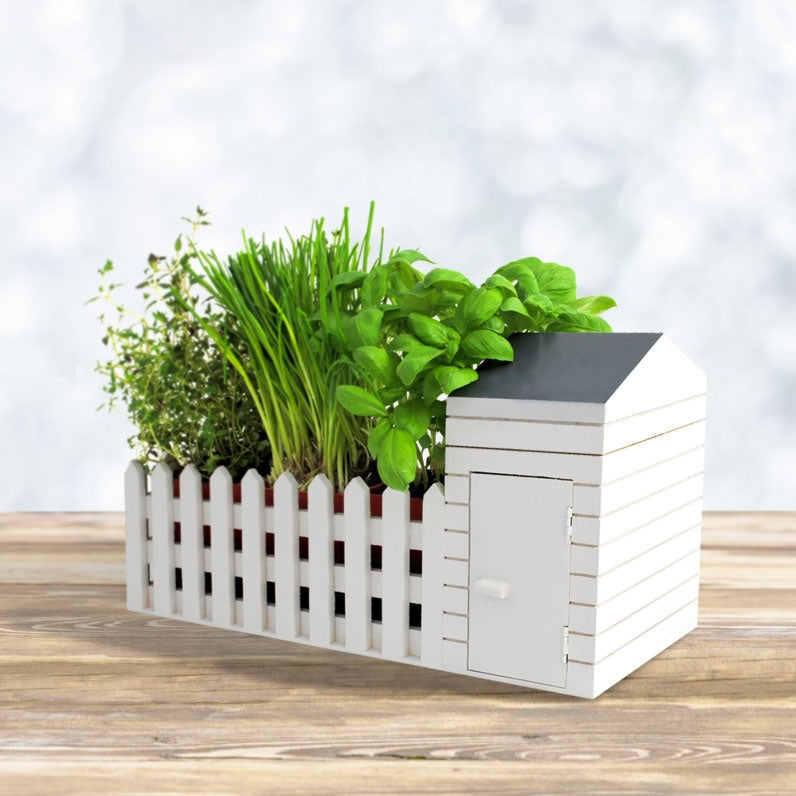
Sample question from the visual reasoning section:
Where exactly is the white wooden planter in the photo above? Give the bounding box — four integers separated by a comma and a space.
125, 332, 706, 698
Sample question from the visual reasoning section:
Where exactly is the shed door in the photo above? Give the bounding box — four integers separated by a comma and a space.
468, 473, 572, 687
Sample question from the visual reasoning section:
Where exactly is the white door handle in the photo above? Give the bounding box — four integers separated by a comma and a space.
473, 578, 512, 599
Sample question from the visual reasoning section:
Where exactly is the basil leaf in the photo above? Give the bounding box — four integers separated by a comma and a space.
432, 365, 479, 394
461, 329, 514, 361
407, 312, 450, 348
354, 307, 383, 346
570, 295, 617, 315
423, 268, 476, 294
353, 346, 398, 384
376, 427, 417, 490
394, 400, 431, 440
454, 287, 503, 334
396, 345, 443, 386
335, 385, 388, 417
367, 418, 391, 458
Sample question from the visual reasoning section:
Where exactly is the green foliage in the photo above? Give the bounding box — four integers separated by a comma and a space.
175, 203, 386, 490
91, 202, 617, 496
87, 209, 270, 480
333, 255, 617, 491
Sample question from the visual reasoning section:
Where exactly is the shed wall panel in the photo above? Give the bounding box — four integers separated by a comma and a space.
568, 576, 700, 663
591, 600, 699, 696
570, 524, 701, 605
571, 499, 703, 575
573, 447, 705, 516
572, 475, 703, 546
568, 550, 700, 635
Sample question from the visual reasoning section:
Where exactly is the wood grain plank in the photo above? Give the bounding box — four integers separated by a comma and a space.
0, 511, 794, 795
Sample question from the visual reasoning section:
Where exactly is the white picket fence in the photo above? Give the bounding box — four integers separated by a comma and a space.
125, 461, 447, 668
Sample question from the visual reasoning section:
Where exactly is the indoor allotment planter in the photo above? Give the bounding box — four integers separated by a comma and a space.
125, 332, 706, 698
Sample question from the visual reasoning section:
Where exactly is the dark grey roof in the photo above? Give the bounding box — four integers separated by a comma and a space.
454, 332, 662, 404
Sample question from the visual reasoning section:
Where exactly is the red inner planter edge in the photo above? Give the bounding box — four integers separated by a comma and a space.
170, 478, 424, 521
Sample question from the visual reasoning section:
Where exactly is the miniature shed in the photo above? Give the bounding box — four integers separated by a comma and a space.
442, 332, 707, 696
125, 332, 706, 699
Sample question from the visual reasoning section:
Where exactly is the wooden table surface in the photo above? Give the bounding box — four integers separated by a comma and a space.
0, 512, 794, 795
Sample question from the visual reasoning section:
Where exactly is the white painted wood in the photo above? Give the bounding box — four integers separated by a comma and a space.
443, 612, 468, 641
344, 477, 371, 652
447, 395, 705, 458
443, 558, 468, 587
420, 483, 445, 669
446, 445, 602, 484
382, 489, 410, 660
150, 462, 175, 616
569, 550, 701, 635
570, 524, 701, 605
441, 639, 468, 670
429, 415, 700, 488
446, 416, 604, 455
605, 335, 707, 422
473, 578, 512, 599
247, 507, 424, 552
572, 475, 703, 546
592, 600, 699, 696
603, 394, 706, 453
569, 576, 700, 663
308, 474, 335, 646
443, 530, 469, 559
124, 461, 148, 611
447, 395, 605, 424
442, 585, 468, 615
307, 563, 422, 603
209, 467, 235, 627
274, 472, 300, 639
443, 475, 469, 505
600, 420, 706, 484
179, 465, 205, 622
241, 469, 266, 633
571, 499, 703, 576
444, 503, 469, 532
573, 447, 705, 516
469, 473, 572, 688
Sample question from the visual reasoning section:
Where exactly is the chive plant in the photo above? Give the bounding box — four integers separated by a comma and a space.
181, 204, 384, 490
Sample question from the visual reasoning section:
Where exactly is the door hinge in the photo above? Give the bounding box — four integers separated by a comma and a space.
562, 626, 569, 663
565, 506, 573, 539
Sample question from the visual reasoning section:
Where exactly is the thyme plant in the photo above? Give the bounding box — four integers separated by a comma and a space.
89, 210, 270, 479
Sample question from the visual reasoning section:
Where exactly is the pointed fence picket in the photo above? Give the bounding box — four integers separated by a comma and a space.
124, 462, 447, 668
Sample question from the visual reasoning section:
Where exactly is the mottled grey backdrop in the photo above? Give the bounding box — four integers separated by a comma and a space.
1, 0, 794, 509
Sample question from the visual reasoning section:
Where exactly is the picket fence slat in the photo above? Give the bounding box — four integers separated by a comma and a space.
420, 483, 445, 668
344, 478, 371, 652
242, 469, 266, 633
382, 489, 410, 660
275, 472, 301, 639
210, 467, 235, 626
308, 474, 335, 646
124, 461, 148, 611
179, 465, 205, 622
151, 462, 175, 616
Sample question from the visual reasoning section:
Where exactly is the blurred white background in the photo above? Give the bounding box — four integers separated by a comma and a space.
1, 0, 794, 510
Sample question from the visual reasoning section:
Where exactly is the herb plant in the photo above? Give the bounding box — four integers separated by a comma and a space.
88, 210, 270, 480
178, 203, 392, 490
334, 256, 616, 491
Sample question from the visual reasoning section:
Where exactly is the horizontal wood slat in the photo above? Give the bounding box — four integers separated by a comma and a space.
572, 476, 703, 546
570, 525, 701, 605
573, 447, 705, 516
571, 499, 704, 575
446, 395, 705, 457
568, 551, 701, 635
568, 577, 700, 663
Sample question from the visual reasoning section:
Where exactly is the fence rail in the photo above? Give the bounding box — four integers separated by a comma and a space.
125, 461, 446, 667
